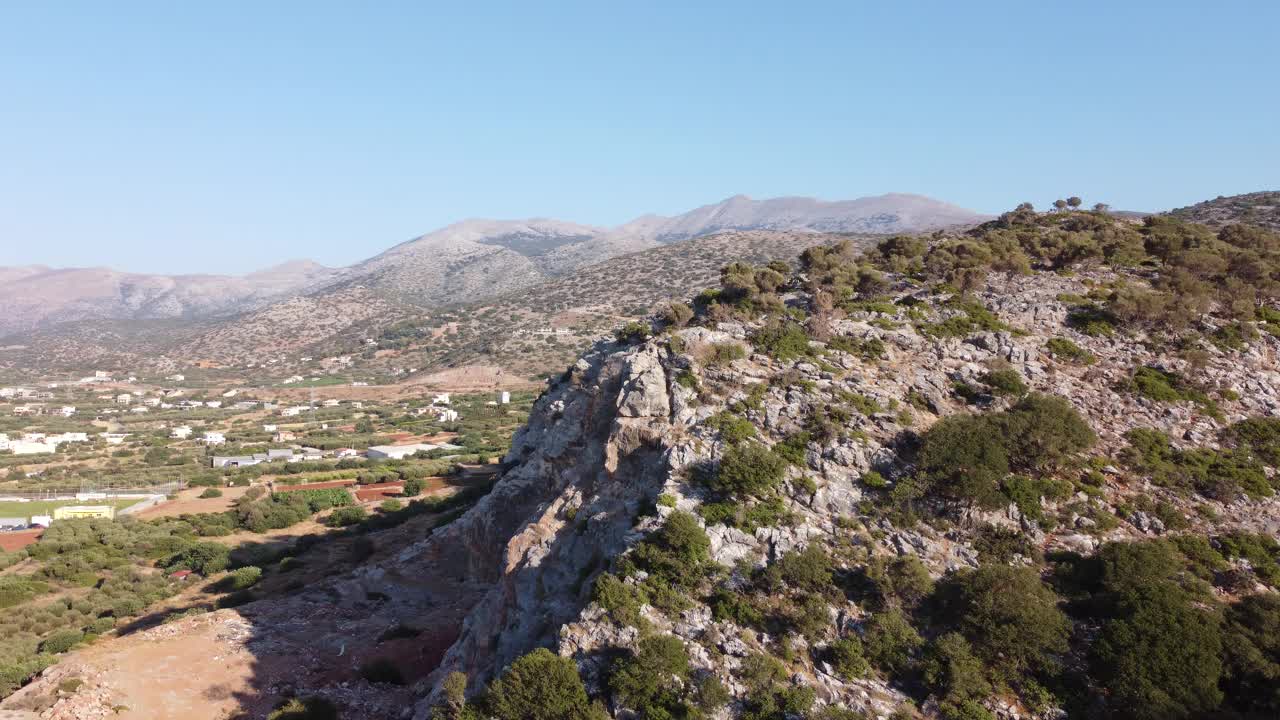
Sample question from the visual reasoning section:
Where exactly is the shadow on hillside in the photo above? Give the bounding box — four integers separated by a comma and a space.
108, 475, 499, 719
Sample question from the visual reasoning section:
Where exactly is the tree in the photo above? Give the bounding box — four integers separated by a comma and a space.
944, 565, 1070, 678
485, 649, 603, 720
1093, 203, 1111, 213
1221, 592, 1280, 715
1067, 196, 1082, 210
1090, 584, 1223, 720
863, 608, 924, 676
916, 414, 1010, 508
1053, 199, 1068, 212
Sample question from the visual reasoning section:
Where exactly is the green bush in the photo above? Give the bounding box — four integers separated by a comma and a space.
198, 488, 223, 499
981, 369, 1026, 396
1090, 582, 1223, 720
402, 477, 425, 496
327, 506, 368, 527
1221, 592, 1280, 716
916, 414, 1010, 508
863, 609, 923, 676
485, 648, 603, 720
40, 629, 84, 654
942, 565, 1069, 678
922, 633, 991, 714
707, 342, 747, 366
751, 322, 812, 360
709, 442, 787, 499
223, 566, 262, 591
166, 542, 230, 575
267, 697, 339, 720
608, 634, 691, 718
1044, 337, 1095, 364
628, 511, 711, 591
828, 636, 869, 680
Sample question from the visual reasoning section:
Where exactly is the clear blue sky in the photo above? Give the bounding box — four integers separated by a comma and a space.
2, 1, 1276, 275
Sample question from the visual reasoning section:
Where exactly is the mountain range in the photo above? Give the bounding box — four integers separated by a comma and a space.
0, 193, 987, 338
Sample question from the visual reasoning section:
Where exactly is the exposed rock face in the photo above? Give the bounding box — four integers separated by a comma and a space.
407, 340, 679, 715
394, 263, 1280, 719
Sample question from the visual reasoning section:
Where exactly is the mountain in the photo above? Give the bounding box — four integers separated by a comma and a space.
9, 208, 1280, 719
0, 193, 989, 343
619, 192, 988, 242
1167, 190, 1280, 231
0, 261, 341, 338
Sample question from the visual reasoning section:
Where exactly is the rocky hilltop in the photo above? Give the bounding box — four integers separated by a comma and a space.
8, 206, 1280, 720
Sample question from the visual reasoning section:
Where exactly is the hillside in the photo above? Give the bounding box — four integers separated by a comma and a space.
1168, 190, 1280, 231
363, 231, 857, 380
7, 207, 1280, 719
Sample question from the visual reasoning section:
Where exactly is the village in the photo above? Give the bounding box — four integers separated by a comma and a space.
0, 367, 531, 550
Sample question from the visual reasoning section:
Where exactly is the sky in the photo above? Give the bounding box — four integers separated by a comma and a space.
1, 1, 1277, 275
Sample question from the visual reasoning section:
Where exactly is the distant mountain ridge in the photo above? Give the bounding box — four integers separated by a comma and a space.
1, 192, 989, 337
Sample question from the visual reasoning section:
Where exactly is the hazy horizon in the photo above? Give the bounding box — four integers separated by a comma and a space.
3, 1, 1277, 274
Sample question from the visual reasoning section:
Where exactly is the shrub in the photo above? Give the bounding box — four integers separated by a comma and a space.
167, 542, 230, 575
708, 412, 757, 444
994, 393, 1095, 472
1090, 582, 1223, 720
593, 572, 646, 628
751, 322, 812, 360
710, 442, 787, 499
828, 636, 869, 680
608, 634, 691, 718
199, 488, 223, 499
1221, 592, 1280, 716
771, 545, 834, 594
916, 414, 1010, 508
401, 477, 425, 496
942, 564, 1070, 678
327, 506, 368, 527
40, 629, 84, 654
615, 321, 652, 344
863, 609, 924, 676
1044, 337, 1095, 364
861, 470, 888, 488
707, 342, 747, 366
267, 697, 339, 720
222, 566, 262, 591
980, 369, 1026, 396
485, 648, 602, 720
628, 511, 712, 591
379, 499, 403, 512
922, 633, 991, 712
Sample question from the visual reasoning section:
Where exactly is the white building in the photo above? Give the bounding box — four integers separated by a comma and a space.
432, 393, 451, 405
202, 431, 226, 445
166, 374, 185, 382
322, 399, 340, 407
10, 440, 56, 455
171, 425, 193, 440
263, 424, 278, 433
499, 391, 511, 404
205, 401, 222, 408
58, 406, 77, 417
366, 443, 436, 460
115, 394, 133, 405
0, 433, 9, 450
100, 433, 130, 445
